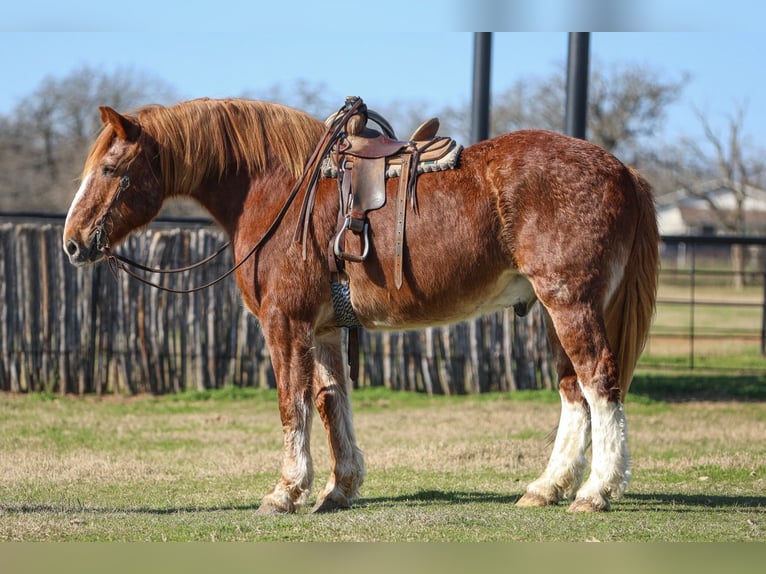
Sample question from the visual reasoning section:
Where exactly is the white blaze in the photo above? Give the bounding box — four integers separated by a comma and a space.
64, 170, 94, 229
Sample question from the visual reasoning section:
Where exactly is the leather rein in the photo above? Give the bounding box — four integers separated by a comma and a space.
97, 99, 363, 294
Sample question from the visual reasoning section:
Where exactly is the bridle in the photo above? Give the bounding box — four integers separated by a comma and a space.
93, 174, 131, 253
96, 98, 363, 294
94, 163, 266, 294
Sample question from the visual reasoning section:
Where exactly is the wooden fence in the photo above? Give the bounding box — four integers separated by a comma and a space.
0, 221, 554, 395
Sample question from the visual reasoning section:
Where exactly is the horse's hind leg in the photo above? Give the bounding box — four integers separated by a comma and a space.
543, 302, 630, 512
517, 308, 591, 507
256, 315, 316, 514
310, 330, 366, 513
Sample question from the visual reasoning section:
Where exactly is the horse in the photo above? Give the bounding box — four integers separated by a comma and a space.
62, 97, 659, 513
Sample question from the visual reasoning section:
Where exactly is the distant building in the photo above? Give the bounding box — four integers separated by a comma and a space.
656, 180, 766, 236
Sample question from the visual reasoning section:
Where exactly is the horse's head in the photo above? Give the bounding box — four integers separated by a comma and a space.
63, 106, 163, 266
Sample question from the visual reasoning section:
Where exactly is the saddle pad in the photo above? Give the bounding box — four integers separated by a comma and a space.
320, 140, 462, 179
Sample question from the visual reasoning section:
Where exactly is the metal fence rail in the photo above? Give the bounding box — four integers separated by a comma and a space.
653, 235, 766, 371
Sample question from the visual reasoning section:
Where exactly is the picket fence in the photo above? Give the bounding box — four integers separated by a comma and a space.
0, 221, 554, 395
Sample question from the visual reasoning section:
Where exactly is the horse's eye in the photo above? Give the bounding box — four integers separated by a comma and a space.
101, 165, 116, 177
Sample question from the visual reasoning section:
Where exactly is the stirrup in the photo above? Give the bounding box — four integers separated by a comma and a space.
333, 217, 370, 263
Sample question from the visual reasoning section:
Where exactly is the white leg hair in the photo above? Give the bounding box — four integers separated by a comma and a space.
517, 388, 590, 506
570, 382, 630, 511
311, 333, 365, 512
258, 394, 314, 514
283, 397, 315, 507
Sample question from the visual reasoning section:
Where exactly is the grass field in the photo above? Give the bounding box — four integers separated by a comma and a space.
1, 373, 764, 542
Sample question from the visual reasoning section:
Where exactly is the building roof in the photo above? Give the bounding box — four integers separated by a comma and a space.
656, 179, 766, 235
655, 179, 766, 210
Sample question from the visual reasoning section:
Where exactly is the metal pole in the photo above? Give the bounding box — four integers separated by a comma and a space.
471, 32, 492, 144
761, 249, 766, 356
469, 33, 492, 392
564, 33, 590, 140
690, 245, 696, 370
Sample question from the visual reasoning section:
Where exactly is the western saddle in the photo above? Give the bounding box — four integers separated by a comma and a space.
294, 96, 461, 290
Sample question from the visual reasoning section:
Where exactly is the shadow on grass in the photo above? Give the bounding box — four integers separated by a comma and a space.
3, 491, 763, 515
623, 492, 766, 511
357, 489, 766, 511
0, 502, 260, 515
632, 372, 766, 402
357, 489, 519, 508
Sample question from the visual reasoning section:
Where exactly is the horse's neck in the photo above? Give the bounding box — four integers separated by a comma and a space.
189, 170, 296, 239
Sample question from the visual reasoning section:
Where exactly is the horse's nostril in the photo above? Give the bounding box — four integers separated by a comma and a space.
65, 239, 79, 257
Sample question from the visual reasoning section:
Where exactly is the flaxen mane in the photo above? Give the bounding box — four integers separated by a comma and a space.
84, 98, 326, 197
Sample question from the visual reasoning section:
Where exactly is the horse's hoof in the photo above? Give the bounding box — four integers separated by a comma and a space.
516, 492, 558, 507
311, 496, 351, 513
567, 497, 610, 513
256, 499, 295, 515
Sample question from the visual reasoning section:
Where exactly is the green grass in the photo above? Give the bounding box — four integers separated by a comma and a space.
1, 379, 764, 542
632, 370, 766, 401
640, 351, 766, 372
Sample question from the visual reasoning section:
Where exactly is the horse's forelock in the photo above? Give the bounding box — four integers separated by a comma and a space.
82, 124, 116, 179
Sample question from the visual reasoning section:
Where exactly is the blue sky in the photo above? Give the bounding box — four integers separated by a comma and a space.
2, 3, 766, 149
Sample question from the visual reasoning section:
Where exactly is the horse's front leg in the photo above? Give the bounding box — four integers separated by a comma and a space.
257, 314, 316, 514
311, 330, 366, 512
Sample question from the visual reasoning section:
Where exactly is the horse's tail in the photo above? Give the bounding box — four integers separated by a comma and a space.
605, 166, 660, 400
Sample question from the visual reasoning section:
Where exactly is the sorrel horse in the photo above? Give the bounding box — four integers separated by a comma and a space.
63, 98, 659, 513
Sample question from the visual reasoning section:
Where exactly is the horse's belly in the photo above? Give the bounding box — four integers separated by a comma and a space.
472, 271, 537, 317
358, 270, 537, 330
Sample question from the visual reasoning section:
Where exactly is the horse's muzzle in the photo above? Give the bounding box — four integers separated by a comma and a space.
63, 236, 105, 267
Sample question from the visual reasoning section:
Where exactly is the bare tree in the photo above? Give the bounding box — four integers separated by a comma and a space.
682, 106, 765, 226
0, 65, 178, 213
486, 62, 687, 161
657, 105, 766, 288
250, 79, 340, 119
403, 63, 685, 160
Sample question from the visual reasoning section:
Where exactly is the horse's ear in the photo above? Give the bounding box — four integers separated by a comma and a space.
99, 106, 141, 142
